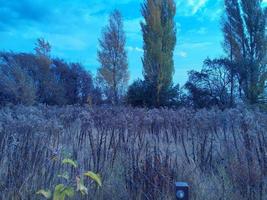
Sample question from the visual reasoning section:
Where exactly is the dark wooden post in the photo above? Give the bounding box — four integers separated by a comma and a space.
175, 182, 189, 200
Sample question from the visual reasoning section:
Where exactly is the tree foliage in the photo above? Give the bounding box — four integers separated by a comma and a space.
185, 58, 233, 109
0, 54, 36, 105
35, 38, 51, 58
0, 39, 100, 106
97, 10, 129, 105
127, 79, 181, 108
222, 0, 267, 104
141, 0, 177, 107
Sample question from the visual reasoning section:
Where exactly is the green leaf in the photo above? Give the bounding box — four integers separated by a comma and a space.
53, 184, 65, 200
63, 187, 74, 197
57, 172, 69, 180
53, 184, 74, 200
76, 177, 88, 195
62, 158, 77, 168
84, 171, 102, 187
36, 189, 52, 199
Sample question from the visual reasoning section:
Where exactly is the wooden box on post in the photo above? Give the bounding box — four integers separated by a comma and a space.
175, 182, 189, 200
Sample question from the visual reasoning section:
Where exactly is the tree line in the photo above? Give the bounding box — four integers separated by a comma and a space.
0, 39, 102, 106
0, 0, 266, 109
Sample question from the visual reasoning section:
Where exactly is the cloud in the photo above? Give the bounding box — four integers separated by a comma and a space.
202, 7, 223, 21
83, 0, 142, 19
188, 0, 208, 14
0, 0, 53, 31
180, 42, 213, 49
127, 46, 143, 53
176, 0, 209, 16
177, 51, 188, 58
135, 47, 143, 52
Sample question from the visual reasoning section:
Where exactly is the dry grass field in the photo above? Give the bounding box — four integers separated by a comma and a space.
0, 105, 266, 200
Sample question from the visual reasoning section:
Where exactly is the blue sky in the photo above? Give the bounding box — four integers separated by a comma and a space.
0, 0, 266, 84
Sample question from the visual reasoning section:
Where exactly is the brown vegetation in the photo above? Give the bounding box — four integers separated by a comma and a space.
0, 105, 266, 200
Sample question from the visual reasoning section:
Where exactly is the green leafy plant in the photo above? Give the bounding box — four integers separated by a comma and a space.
62, 158, 77, 168
53, 184, 74, 200
36, 189, 52, 199
57, 172, 70, 180
84, 171, 102, 187
36, 157, 101, 200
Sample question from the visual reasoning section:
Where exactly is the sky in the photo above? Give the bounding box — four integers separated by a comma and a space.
0, 0, 266, 85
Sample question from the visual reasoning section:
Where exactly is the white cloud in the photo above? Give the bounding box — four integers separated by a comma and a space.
176, 0, 209, 15
135, 47, 144, 52
180, 42, 213, 49
177, 51, 188, 58
127, 46, 143, 53
188, 0, 208, 14
202, 7, 223, 21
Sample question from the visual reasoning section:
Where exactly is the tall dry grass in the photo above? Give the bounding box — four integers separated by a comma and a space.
0, 105, 266, 200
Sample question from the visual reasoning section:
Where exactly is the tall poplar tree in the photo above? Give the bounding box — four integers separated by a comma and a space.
222, 0, 267, 104
97, 10, 129, 105
141, 0, 176, 107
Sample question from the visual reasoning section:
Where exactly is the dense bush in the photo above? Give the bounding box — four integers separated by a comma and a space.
127, 79, 181, 108
0, 105, 266, 200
